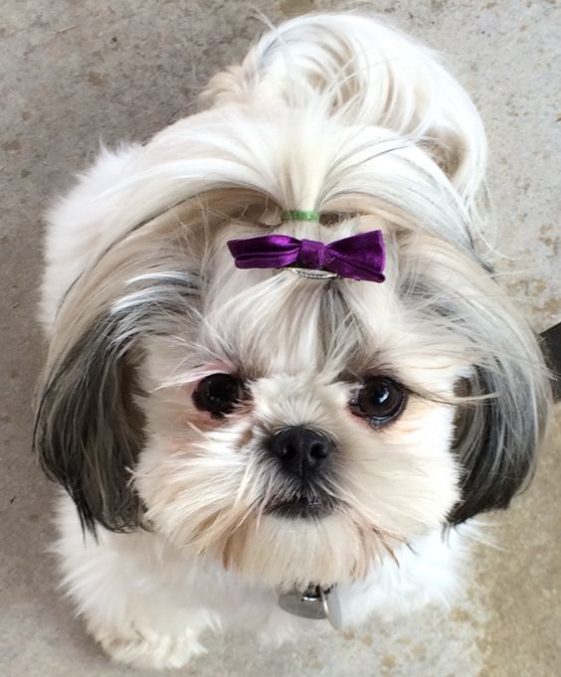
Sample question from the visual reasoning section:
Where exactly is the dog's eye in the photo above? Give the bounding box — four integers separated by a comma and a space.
192, 374, 245, 418
350, 377, 406, 426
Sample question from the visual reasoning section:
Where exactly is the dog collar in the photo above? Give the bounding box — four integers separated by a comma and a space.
278, 584, 343, 629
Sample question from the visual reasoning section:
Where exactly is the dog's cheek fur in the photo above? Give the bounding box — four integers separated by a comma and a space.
134, 421, 262, 560
339, 397, 461, 534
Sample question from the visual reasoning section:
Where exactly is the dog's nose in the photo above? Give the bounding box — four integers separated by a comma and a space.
268, 426, 335, 477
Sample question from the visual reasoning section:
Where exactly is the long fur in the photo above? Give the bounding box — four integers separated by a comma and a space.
35, 13, 551, 670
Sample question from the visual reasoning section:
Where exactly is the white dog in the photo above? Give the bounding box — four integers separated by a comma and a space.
34, 13, 551, 669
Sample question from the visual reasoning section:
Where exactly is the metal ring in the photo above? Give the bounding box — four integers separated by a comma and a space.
286, 268, 338, 280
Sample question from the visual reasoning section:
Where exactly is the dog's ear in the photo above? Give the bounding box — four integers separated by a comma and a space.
449, 357, 550, 525
34, 270, 199, 534
400, 234, 552, 525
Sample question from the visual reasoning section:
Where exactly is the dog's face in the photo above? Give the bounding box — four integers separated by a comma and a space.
134, 214, 465, 588
35, 69, 550, 589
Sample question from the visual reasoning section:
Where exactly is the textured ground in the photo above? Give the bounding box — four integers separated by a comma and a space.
1, 1, 560, 675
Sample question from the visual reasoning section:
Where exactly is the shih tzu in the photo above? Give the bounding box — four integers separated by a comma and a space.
34, 12, 551, 669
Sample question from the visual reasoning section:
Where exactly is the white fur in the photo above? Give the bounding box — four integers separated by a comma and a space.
37, 13, 550, 670
55, 493, 467, 669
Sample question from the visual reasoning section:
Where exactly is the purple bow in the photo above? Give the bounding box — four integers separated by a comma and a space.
227, 231, 385, 282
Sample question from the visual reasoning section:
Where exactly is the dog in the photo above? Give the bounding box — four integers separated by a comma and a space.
34, 12, 552, 669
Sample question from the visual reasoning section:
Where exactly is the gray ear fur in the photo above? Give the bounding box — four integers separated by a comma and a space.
449, 354, 551, 525
34, 272, 198, 534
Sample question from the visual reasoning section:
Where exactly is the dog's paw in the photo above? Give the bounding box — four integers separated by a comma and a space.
91, 623, 206, 670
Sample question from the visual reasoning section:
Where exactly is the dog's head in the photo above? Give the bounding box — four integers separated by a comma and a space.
35, 15, 551, 589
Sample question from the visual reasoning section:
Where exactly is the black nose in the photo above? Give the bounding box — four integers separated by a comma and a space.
268, 426, 335, 478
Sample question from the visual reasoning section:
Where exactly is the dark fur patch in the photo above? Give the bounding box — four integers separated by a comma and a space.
449, 361, 547, 525
399, 265, 550, 526
34, 274, 199, 534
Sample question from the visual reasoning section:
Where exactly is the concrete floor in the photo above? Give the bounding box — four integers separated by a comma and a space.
1, 1, 560, 675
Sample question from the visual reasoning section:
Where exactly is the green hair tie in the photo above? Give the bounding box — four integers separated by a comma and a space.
281, 210, 320, 223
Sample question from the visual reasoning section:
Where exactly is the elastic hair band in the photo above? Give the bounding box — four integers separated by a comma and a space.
281, 210, 320, 223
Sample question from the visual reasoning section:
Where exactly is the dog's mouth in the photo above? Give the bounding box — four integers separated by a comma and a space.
267, 492, 336, 519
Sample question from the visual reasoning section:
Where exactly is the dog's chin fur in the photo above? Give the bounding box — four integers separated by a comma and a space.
35, 12, 551, 670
